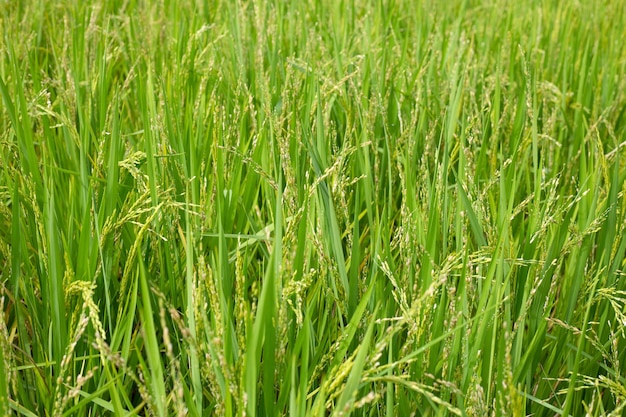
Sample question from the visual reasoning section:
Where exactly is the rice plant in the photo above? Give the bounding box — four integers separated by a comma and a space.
1, 0, 625, 416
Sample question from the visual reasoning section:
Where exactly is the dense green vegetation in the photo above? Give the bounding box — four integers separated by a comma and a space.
1, 0, 625, 415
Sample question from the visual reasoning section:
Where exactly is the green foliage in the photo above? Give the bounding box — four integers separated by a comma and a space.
1, 0, 625, 415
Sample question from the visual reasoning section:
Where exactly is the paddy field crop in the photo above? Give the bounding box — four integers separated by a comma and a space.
1, 0, 626, 415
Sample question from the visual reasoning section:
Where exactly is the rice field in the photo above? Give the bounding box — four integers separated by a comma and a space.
1, 0, 626, 415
